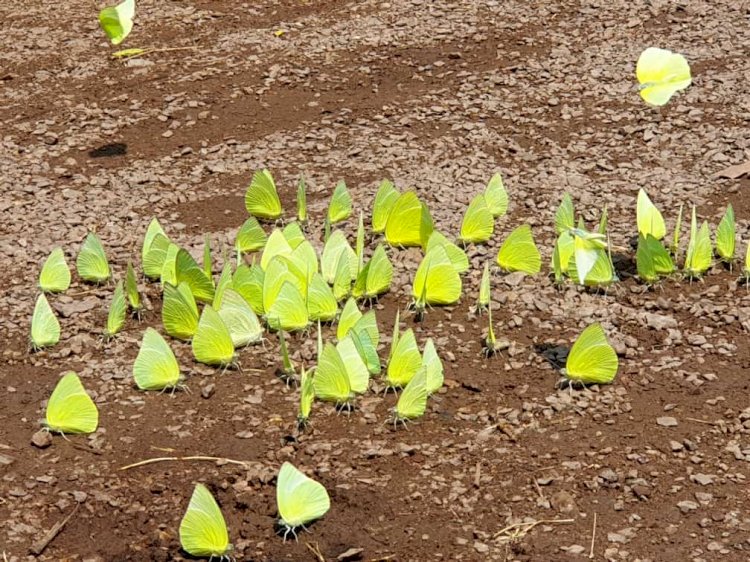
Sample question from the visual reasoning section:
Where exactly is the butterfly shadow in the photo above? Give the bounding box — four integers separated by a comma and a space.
88, 142, 127, 158
533, 343, 568, 373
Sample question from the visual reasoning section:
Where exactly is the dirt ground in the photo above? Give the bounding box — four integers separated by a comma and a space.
2, 1, 750, 561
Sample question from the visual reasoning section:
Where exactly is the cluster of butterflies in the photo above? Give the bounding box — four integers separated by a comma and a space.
548, 187, 743, 289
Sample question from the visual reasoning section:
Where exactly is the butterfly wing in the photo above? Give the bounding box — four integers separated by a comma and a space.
361, 244, 393, 298
191, 305, 236, 366
277, 462, 331, 529
98, 0, 135, 45
133, 328, 181, 390
162, 282, 199, 341
233, 264, 265, 315
105, 281, 127, 338
386, 328, 422, 387
266, 281, 309, 332
396, 367, 428, 420
179, 484, 231, 557
143, 233, 171, 280
218, 289, 263, 347
336, 335, 370, 394
176, 249, 215, 303
426, 231, 469, 274
39, 248, 71, 293
31, 294, 61, 350
716, 204, 735, 261
336, 298, 362, 341
142, 218, 166, 265
261, 229, 294, 270
637, 48, 691, 107
297, 176, 307, 223
76, 233, 110, 283
496, 225, 541, 274
327, 180, 352, 224
421, 338, 444, 394
636, 189, 666, 240
555, 193, 575, 235
372, 179, 400, 233
244, 169, 282, 220
565, 323, 618, 384
484, 173, 509, 218
350, 328, 381, 375
312, 343, 351, 402
385, 192, 433, 248
45, 372, 98, 433
235, 216, 268, 255
459, 194, 494, 244
307, 273, 338, 322
298, 368, 315, 422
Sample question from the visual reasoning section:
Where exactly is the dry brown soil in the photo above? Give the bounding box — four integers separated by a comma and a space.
1, 1, 750, 561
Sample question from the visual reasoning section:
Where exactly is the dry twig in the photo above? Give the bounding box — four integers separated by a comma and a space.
589, 512, 597, 558
120, 455, 250, 471
493, 518, 574, 542
29, 502, 80, 555
305, 541, 325, 562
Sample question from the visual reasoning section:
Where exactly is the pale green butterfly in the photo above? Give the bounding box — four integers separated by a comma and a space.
684, 206, 712, 278
554, 193, 575, 236
563, 323, 618, 385
327, 180, 352, 225
496, 225, 541, 274
217, 289, 263, 348
476, 261, 490, 312
636, 47, 692, 107
412, 245, 462, 314
426, 231, 469, 274
484, 172, 509, 218
160, 242, 181, 286
192, 305, 237, 367
283, 221, 306, 250
336, 300, 380, 349
141, 217, 167, 266
104, 280, 127, 340
76, 233, 110, 283
266, 281, 309, 332
458, 194, 494, 244
232, 263, 265, 315
385, 328, 422, 388
99, 0, 135, 45
162, 282, 199, 341
637, 188, 666, 240
289, 240, 319, 283
276, 462, 330, 540
336, 335, 370, 394
320, 230, 356, 285
349, 327, 380, 375
125, 261, 142, 317
332, 252, 353, 302
143, 233, 170, 280
393, 367, 428, 426
715, 204, 735, 264
352, 244, 392, 300
31, 294, 60, 351
307, 273, 338, 322
244, 168, 282, 220
261, 229, 293, 270
671, 203, 684, 259
421, 338, 444, 394
133, 328, 182, 391
262, 256, 306, 313
179, 484, 232, 558
44, 372, 98, 434
371, 179, 400, 234
202, 235, 213, 283
297, 366, 315, 428
313, 342, 353, 406
297, 176, 307, 223
235, 216, 267, 262
385, 191, 434, 248
175, 248, 215, 303
39, 248, 70, 293
212, 263, 234, 311
636, 234, 674, 284
355, 211, 365, 273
